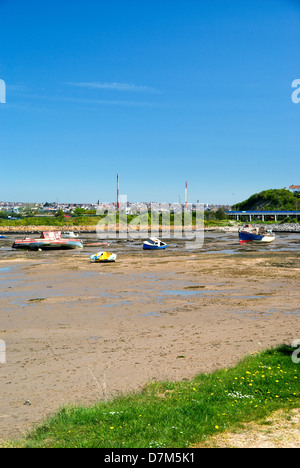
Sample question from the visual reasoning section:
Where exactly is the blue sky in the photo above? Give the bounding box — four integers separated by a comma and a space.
0, 0, 299, 204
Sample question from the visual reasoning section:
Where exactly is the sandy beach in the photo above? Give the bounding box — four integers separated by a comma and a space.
0, 232, 299, 441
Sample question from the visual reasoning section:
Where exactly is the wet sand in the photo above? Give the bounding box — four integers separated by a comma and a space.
0, 234, 299, 440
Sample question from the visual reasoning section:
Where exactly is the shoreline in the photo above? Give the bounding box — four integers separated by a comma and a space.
0, 225, 237, 235
0, 223, 299, 234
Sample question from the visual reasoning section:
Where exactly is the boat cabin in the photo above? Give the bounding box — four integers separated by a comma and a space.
40, 231, 62, 239
147, 238, 166, 247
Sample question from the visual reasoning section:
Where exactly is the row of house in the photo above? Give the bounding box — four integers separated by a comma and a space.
0, 201, 99, 214
0, 200, 232, 215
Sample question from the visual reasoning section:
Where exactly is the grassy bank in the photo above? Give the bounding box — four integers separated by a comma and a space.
12, 345, 299, 448
0, 216, 100, 227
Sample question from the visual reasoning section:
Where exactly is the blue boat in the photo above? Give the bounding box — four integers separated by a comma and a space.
0, 235, 6, 239
239, 225, 275, 245
143, 238, 167, 250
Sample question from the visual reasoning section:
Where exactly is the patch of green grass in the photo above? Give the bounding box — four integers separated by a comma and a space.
14, 345, 299, 448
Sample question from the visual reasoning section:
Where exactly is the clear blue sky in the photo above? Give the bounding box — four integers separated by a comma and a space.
0, 0, 299, 204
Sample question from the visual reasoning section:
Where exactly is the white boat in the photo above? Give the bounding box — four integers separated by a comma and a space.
62, 231, 79, 238
143, 238, 167, 250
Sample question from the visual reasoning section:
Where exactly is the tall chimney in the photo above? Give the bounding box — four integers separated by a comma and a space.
185, 181, 188, 210
117, 174, 120, 210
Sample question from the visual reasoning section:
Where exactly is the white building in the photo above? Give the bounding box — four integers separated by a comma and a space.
289, 185, 300, 193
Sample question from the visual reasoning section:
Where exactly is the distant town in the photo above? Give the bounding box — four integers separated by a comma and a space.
0, 200, 232, 217
1, 185, 298, 218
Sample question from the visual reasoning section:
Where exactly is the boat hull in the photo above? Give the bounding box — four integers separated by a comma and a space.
12, 240, 83, 250
143, 244, 167, 250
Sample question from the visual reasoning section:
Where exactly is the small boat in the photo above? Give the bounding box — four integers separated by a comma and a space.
62, 231, 79, 238
90, 251, 117, 263
12, 231, 83, 250
238, 225, 275, 245
143, 238, 167, 250
0, 235, 6, 239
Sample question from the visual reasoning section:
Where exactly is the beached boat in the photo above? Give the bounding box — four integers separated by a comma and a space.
143, 238, 167, 250
238, 225, 275, 245
62, 231, 79, 238
0, 235, 6, 239
12, 231, 83, 250
90, 251, 117, 263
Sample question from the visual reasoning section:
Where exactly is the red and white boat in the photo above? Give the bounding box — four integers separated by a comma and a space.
12, 231, 83, 251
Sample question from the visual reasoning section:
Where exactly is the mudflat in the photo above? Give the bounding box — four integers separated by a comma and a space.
0, 244, 299, 440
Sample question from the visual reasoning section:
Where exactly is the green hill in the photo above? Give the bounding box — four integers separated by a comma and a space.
233, 189, 299, 211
